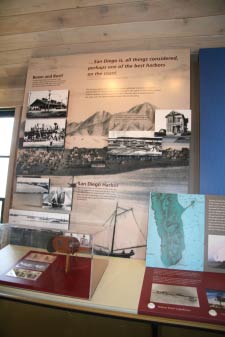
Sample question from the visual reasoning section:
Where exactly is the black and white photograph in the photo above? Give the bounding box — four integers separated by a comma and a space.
27, 90, 69, 118
208, 235, 225, 269
6, 267, 42, 281
16, 259, 50, 272
206, 289, 225, 310
72, 176, 148, 259
42, 187, 73, 211
16, 177, 50, 194
154, 109, 191, 151
108, 131, 162, 157
9, 209, 70, 231
150, 283, 200, 307
23, 118, 66, 148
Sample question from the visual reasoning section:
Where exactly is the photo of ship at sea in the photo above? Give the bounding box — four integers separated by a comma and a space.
93, 202, 146, 258
150, 283, 200, 307
27, 90, 69, 118
9, 209, 69, 231
42, 187, 73, 211
16, 177, 49, 194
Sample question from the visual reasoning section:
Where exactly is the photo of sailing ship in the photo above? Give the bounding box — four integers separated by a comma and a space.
42, 187, 73, 211
93, 202, 146, 258
150, 283, 200, 307
27, 90, 69, 118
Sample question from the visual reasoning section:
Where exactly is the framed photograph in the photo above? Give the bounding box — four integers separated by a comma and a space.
16, 177, 50, 194
42, 187, 73, 211
23, 118, 66, 148
27, 90, 69, 118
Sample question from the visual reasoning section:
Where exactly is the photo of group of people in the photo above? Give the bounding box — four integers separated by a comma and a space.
23, 90, 69, 148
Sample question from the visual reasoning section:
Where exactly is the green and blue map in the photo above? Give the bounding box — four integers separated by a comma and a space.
146, 192, 205, 271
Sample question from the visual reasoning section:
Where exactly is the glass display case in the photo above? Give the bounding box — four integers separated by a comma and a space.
0, 224, 108, 299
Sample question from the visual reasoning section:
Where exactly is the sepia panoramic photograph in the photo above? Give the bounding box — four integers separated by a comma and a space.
150, 283, 200, 307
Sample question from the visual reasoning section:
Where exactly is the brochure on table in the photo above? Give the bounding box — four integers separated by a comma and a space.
12, 49, 191, 260
138, 192, 225, 325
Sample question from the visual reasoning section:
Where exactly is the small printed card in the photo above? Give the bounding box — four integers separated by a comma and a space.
16, 259, 49, 272
6, 268, 42, 281
25, 252, 56, 264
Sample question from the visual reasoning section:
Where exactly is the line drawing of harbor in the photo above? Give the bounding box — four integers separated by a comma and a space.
93, 202, 146, 258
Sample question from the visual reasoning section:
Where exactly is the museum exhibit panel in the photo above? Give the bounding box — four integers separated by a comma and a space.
0, 1, 225, 336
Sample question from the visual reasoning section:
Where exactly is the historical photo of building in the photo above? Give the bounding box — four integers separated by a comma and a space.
154, 109, 191, 162
23, 118, 66, 148
27, 90, 69, 118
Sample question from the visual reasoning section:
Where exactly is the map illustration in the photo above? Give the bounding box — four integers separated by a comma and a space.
146, 192, 205, 271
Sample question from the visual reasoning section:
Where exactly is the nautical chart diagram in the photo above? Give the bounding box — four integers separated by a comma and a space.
146, 192, 205, 271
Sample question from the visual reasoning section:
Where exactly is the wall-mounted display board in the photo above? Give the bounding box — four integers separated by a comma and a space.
138, 192, 225, 325
13, 49, 191, 259
200, 47, 225, 195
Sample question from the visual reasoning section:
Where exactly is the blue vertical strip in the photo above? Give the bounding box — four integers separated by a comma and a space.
200, 48, 225, 195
